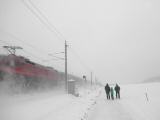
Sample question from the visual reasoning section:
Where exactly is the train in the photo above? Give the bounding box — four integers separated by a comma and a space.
0, 54, 59, 88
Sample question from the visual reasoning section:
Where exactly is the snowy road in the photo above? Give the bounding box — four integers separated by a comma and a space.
88, 92, 133, 120
88, 83, 160, 120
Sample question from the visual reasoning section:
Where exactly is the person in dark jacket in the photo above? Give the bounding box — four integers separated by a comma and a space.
114, 84, 120, 99
105, 83, 110, 99
110, 87, 114, 100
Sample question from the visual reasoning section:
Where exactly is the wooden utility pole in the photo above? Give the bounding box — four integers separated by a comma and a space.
65, 41, 68, 92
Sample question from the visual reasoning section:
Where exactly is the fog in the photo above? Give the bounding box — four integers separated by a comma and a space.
0, 0, 160, 84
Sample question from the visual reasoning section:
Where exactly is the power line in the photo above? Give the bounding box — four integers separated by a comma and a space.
21, 0, 65, 43
28, 0, 66, 41
0, 29, 50, 55
0, 39, 11, 46
21, 0, 94, 78
20, 0, 67, 67
21, 49, 45, 62
0, 30, 65, 65
0, 38, 49, 64
68, 46, 92, 73
0, 30, 56, 56
0, 39, 45, 63
48, 54, 64, 60
0, 30, 49, 61
21, 0, 90, 70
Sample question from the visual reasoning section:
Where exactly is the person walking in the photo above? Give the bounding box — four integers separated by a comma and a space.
110, 87, 114, 100
105, 83, 110, 99
114, 84, 120, 99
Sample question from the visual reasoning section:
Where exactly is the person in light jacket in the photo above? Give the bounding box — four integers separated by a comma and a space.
110, 87, 114, 100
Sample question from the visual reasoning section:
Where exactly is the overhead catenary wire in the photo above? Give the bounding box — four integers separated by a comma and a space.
0, 39, 44, 62
1, 39, 64, 67
48, 54, 64, 60
0, 38, 50, 64
0, 39, 11, 46
20, 0, 94, 77
28, 0, 66, 41
22, 49, 44, 60
21, 0, 65, 43
0, 34, 46, 61
68, 46, 92, 73
0, 29, 50, 56
20, 0, 67, 64
0, 29, 64, 63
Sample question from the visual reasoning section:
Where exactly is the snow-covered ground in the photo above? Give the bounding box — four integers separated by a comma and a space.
87, 82, 160, 120
0, 85, 100, 120
0, 82, 160, 120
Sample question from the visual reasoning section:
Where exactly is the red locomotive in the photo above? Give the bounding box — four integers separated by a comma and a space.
0, 54, 59, 88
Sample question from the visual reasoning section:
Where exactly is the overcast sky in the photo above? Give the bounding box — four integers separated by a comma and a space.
0, 0, 160, 84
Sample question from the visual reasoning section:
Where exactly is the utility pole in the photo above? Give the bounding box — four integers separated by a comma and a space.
65, 40, 68, 92
91, 72, 93, 85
